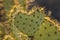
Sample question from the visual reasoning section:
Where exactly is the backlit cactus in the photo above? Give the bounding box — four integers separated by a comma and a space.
0, 0, 60, 40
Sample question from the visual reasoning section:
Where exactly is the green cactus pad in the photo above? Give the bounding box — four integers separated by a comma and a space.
13, 11, 45, 36
33, 19, 60, 40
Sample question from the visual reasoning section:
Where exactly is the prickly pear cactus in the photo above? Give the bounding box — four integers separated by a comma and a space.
33, 19, 60, 40
13, 11, 45, 36
0, 0, 60, 40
